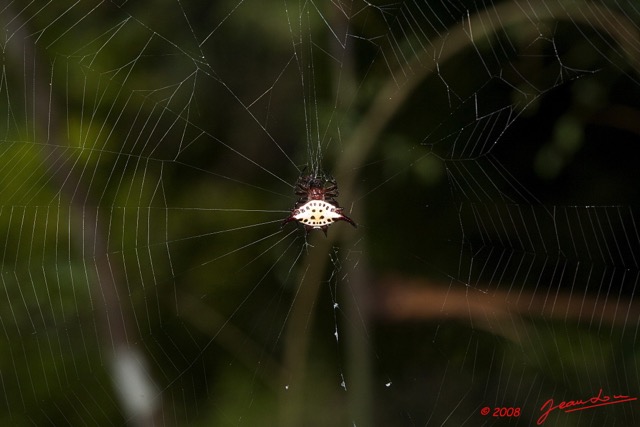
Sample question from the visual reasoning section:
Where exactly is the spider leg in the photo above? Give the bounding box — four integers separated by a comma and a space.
324, 182, 339, 199
324, 191, 338, 200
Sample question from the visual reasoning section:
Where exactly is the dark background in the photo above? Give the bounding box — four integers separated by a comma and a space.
0, 1, 639, 426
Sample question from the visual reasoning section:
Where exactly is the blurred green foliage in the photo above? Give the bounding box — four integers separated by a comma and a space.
0, 0, 639, 426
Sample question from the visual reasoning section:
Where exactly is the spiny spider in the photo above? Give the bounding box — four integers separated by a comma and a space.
281, 172, 356, 236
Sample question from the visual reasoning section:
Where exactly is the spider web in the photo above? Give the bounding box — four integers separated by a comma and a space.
1, 0, 640, 426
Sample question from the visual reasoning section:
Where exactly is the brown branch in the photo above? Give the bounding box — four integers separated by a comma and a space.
374, 275, 640, 342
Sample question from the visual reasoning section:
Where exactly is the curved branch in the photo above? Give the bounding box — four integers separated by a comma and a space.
336, 1, 640, 189
280, 1, 640, 425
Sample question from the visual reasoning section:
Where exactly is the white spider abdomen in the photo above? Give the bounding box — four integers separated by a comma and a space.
292, 200, 344, 228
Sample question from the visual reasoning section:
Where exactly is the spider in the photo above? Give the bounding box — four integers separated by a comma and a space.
281, 172, 356, 236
